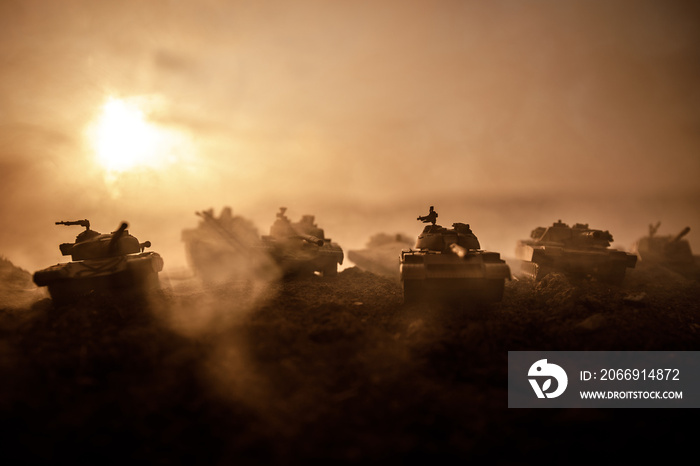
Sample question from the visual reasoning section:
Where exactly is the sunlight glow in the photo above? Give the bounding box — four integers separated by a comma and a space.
89, 96, 183, 173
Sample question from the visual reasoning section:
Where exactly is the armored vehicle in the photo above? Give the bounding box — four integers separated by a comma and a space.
33, 220, 163, 305
400, 207, 511, 303
261, 207, 344, 277
515, 220, 637, 283
181, 207, 265, 283
632, 222, 694, 266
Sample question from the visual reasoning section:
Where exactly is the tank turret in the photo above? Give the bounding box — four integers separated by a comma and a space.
632, 222, 694, 267
516, 220, 637, 283
56, 220, 151, 261
400, 207, 510, 304
413, 222, 481, 252
33, 220, 163, 305
261, 207, 344, 277
293, 214, 326, 240
181, 207, 266, 283
527, 220, 613, 248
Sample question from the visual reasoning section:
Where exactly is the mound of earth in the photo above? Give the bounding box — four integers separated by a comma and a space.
0, 263, 697, 463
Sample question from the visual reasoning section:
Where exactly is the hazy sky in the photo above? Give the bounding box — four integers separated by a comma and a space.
1, 0, 699, 271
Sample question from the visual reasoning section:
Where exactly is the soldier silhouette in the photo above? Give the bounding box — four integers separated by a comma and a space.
417, 206, 438, 225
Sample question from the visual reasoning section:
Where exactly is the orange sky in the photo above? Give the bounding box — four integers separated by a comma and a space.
1, 0, 699, 271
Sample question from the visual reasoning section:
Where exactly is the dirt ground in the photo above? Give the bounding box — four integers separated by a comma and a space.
1, 257, 699, 464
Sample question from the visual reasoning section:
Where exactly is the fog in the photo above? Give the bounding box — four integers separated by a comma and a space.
1, 0, 699, 273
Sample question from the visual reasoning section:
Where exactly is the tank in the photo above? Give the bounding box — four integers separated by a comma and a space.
400, 207, 511, 304
181, 207, 266, 283
33, 220, 163, 305
632, 222, 694, 266
261, 207, 344, 277
515, 220, 637, 283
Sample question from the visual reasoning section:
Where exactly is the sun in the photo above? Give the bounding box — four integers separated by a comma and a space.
89, 97, 173, 173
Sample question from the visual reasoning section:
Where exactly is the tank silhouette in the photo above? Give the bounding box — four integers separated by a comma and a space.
33, 220, 163, 305
400, 207, 511, 304
348, 233, 413, 280
515, 220, 637, 283
261, 207, 344, 277
632, 222, 694, 266
181, 207, 266, 283
182, 207, 343, 281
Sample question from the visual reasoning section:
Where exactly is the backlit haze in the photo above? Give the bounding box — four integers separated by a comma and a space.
1, 0, 699, 273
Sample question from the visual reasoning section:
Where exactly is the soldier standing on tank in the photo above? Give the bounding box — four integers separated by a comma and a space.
418, 206, 438, 225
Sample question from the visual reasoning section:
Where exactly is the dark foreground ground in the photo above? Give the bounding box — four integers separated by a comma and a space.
1, 257, 699, 464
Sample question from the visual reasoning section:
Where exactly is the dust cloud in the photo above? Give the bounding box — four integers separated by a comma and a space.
1, 0, 699, 274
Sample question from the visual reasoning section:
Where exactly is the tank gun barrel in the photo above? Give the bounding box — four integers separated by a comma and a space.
195, 210, 250, 252
56, 219, 90, 229
671, 227, 691, 243
108, 222, 129, 253
299, 234, 324, 246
